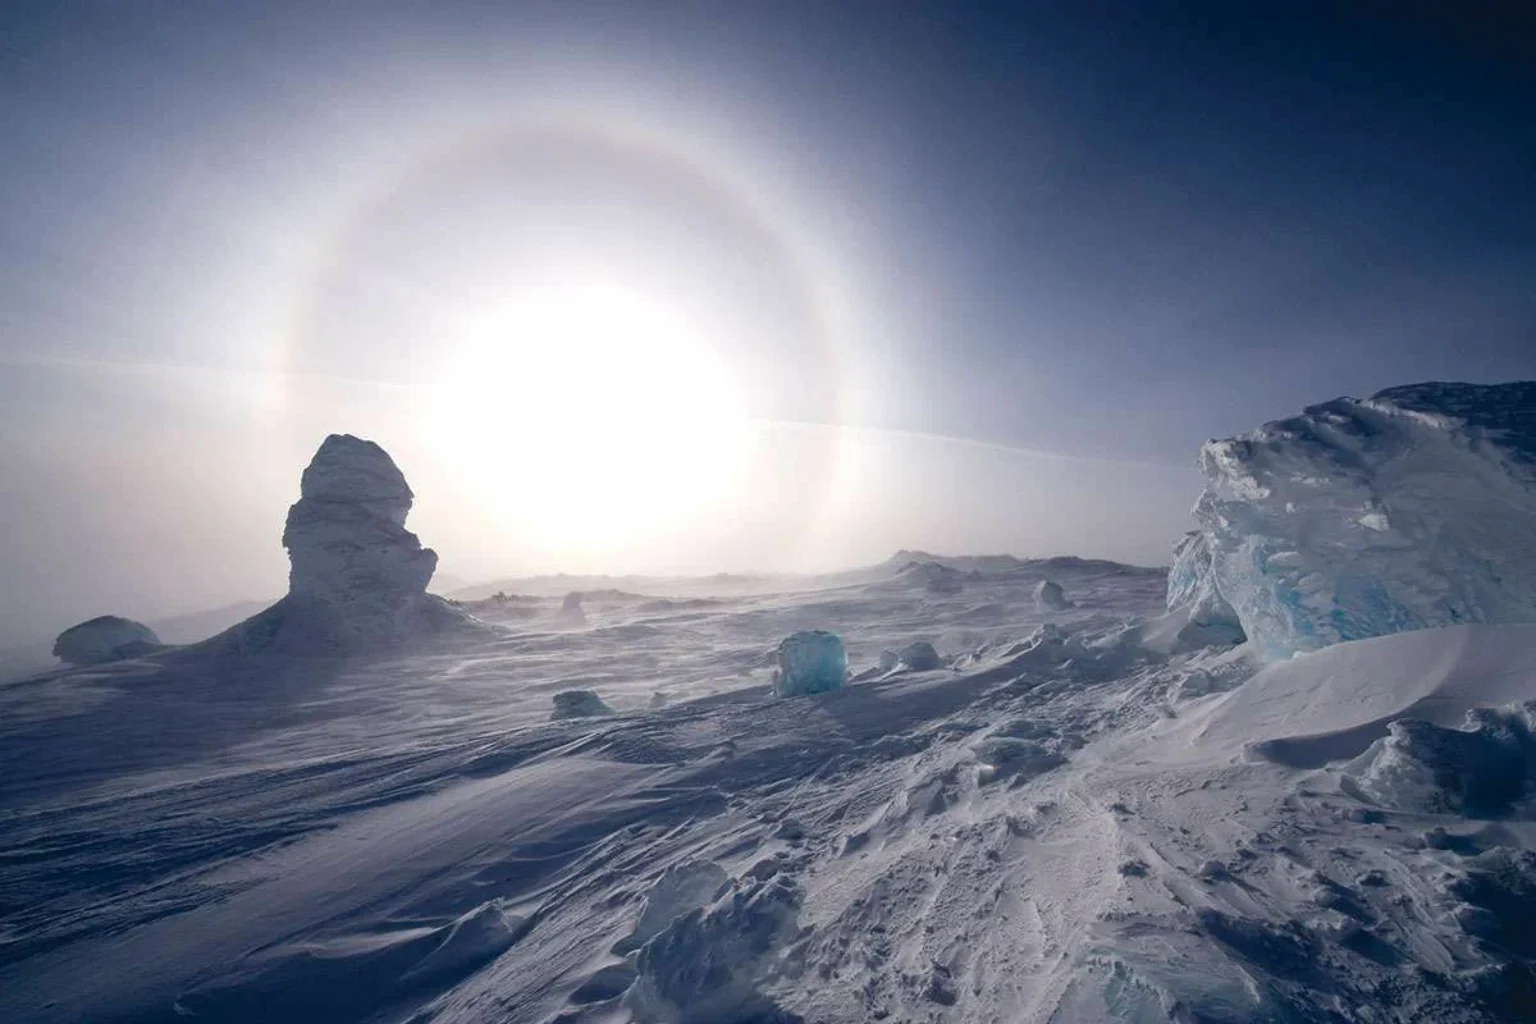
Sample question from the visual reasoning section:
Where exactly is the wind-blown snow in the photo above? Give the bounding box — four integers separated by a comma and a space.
1179, 381, 1536, 658
8, 548, 1534, 1022
8, 399, 1536, 1021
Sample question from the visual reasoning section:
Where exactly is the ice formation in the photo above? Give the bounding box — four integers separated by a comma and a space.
1162, 532, 1246, 648
1033, 579, 1071, 611
557, 592, 587, 626
772, 630, 846, 696
52, 615, 160, 666
1345, 702, 1536, 816
212, 434, 468, 652
1175, 381, 1536, 657
897, 640, 941, 671
551, 689, 615, 719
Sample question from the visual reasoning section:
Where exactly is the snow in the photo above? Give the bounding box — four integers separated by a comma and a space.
4, 557, 1536, 1021
51, 614, 160, 665
9, 400, 1536, 1021
1183, 382, 1536, 657
772, 629, 847, 696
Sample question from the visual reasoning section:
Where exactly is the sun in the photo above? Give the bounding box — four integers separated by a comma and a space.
426, 284, 751, 555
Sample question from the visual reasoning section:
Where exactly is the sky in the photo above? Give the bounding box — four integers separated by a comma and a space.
1, 2, 1533, 645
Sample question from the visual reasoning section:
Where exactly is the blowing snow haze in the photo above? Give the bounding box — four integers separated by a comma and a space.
3, 4, 1533, 647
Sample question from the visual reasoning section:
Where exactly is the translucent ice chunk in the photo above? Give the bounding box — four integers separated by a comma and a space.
772, 630, 847, 697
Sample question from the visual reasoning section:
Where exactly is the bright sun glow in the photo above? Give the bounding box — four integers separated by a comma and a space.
428, 285, 751, 555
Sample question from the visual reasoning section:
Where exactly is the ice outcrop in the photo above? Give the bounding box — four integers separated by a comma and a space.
53, 615, 161, 666
772, 630, 847, 697
1161, 532, 1246, 648
1345, 702, 1536, 816
557, 592, 587, 626
1175, 381, 1536, 657
897, 640, 942, 671
552, 689, 615, 720
212, 434, 468, 653
1034, 579, 1072, 611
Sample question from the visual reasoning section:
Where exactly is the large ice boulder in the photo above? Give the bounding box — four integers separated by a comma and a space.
210, 434, 469, 653
772, 630, 847, 697
53, 615, 161, 666
1034, 579, 1072, 611
1177, 381, 1536, 658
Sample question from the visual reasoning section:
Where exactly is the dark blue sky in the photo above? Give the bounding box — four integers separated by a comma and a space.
1, 2, 1533, 641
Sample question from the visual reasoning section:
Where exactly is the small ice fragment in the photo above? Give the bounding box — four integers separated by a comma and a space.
898, 641, 941, 671
552, 689, 614, 719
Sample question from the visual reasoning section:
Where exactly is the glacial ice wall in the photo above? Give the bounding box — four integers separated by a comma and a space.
1174, 381, 1536, 658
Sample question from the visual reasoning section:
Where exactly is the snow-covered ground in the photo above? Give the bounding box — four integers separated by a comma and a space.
4, 553, 1536, 1022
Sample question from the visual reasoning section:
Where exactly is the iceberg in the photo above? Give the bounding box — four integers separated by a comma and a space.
1176, 381, 1536, 657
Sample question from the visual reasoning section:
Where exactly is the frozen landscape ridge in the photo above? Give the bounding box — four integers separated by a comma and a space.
1173, 381, 1536, 657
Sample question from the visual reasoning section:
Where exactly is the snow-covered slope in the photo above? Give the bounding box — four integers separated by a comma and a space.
1176, 382, 1536, 657
8, 392, 1536, 1023
5, 547, 1536, 1022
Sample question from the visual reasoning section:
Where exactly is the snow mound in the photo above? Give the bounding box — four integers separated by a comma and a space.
772, 630, 847, 696
614, 861, 729, 955
1034, 578, 1072, 611
208, 434, 471, 653
1186, 624, 1536, 768
551, 689, 615, 719
52, 615, 160, 666
1345, 702, 1536, 816
624, 874, 802, 1023
1179, 381, 1536, 657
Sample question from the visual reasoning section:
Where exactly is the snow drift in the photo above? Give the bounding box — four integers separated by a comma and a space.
1174, 381, 1536, 657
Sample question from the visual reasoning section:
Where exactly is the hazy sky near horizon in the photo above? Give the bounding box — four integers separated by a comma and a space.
2, 3, 1534, 645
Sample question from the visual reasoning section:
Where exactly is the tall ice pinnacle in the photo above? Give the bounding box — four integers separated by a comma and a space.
210, 433, 468, 653
282, 434, 438, 609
